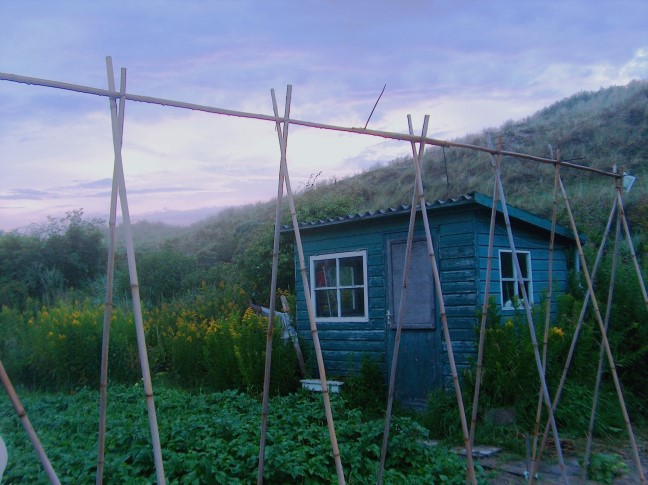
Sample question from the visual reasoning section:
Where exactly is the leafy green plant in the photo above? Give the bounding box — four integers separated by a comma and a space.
0, 386, 479, 483
342, 355, 386, 418
584, 452, 629, 484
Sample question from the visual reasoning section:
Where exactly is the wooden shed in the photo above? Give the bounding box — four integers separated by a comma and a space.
287, 192, 577, 407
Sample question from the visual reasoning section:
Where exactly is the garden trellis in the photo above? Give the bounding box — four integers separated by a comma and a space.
1, 57, 646, 485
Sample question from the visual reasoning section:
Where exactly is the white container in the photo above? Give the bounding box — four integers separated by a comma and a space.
300, 379, 343, 394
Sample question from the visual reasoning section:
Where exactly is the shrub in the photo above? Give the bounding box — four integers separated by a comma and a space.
342, 356, 386, 418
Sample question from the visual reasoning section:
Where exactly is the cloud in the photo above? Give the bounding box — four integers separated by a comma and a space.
1, 0, 647, 232
0, 188, 52, 200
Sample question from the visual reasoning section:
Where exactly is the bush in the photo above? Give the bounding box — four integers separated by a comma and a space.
342, 356, 386, 418
0, 300, 140, 390
0, 283, 300, 395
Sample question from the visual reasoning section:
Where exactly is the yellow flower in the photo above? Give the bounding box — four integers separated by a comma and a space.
58, 334, 66, 340
48, 331, 54, 337
551, 327, 565, 338
505, 319, 514, 329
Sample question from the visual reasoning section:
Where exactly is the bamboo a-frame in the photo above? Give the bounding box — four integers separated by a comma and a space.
95, 57, 166, 485
1, 60, 646, 484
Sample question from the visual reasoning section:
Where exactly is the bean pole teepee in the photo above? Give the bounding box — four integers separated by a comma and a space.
1, 58, 646, 485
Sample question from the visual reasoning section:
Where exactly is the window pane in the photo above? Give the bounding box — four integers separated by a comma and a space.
523, 281, 530, 298
502, 281, 516, 306
501, 252, 513, 278
517, 253, 528, 277
315, 289, 338, 317
340, 288, 365, 317
315, 259, 336, 288
339, 256, 363, 286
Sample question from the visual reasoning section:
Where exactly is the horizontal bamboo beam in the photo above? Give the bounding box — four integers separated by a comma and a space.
1, 71, 619, 178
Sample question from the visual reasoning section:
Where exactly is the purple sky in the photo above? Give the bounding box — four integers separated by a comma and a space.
1, 1, 647, 230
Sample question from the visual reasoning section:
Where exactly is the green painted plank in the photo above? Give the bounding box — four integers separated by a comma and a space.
441, 280, 477, 294
319, 340, 386, 352
440, 258, 475, 271
440, 245, 474, 259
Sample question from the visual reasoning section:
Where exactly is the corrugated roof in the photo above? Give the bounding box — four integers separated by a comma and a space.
282, 191, 577, 241
292, 193, 476, 229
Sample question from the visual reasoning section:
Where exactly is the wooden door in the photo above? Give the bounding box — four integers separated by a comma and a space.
387, 238, 441, 408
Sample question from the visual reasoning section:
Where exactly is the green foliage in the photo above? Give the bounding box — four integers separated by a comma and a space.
0, 301, 140, 390
0, 210, 106, 308
420, 390, 465, 440
0, 386, 477, 483
115, 245, 198, 305
459, 246, 648, 439
584, 453, 629, 484
0, 283, 300, 395
342, 356, 386, 418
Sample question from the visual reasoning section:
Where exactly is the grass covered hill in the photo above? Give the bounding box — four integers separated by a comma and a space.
106, 79, 647, 301
298, 79, 648, 233
4, 80, 646, 307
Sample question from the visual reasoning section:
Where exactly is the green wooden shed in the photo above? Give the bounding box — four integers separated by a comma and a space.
287, 192, 576, 407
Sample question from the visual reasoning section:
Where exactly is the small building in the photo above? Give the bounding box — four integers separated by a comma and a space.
286, 192, 576, 407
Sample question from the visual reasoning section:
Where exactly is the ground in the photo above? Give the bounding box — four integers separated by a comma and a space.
481, 431, 648, 484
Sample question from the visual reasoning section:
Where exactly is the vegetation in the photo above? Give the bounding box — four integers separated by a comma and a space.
420, 254, 647, 449
0, 80, 646, 481
0, 284, 299, 395
0, 386, 476, 483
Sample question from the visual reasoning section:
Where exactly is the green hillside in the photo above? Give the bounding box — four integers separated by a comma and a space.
153, 79, 648, 299
3, 80, 646, 307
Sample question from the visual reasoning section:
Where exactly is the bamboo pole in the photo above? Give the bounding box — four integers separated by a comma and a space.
616, 190, 648, 310
0, 360, 61, 484
484, 138, 569, 485
96, 56, 124, 485
468, 165, 501, 448
581, 184, 622, 481
377, 115, 429, 485
104, 65, 166, 485
530, 153, 560, 462
540, 176, 645, 484
412, 116, 478, 484
531, 196, 618, 472
275, 87, 346, 484
0, 71, 621, 178
258, 86, 292, 485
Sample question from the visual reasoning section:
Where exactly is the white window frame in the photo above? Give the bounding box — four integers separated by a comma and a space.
498, 249, 533, 310
310, 250, 369, 322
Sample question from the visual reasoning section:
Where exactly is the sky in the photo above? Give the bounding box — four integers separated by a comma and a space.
1, 1, 647, 231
